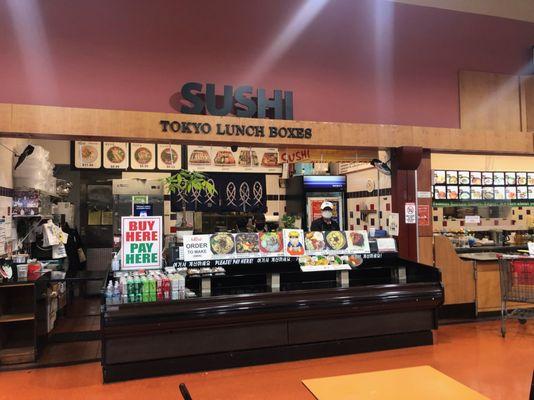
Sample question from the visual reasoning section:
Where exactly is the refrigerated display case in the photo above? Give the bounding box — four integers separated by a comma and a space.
100, 240, 443, 382
286, 175, 347, 230
112, 179, 164, 235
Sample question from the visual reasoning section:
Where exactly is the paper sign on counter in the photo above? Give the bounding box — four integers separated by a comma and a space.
376, 238, 397, 252
389, 213, 399, 236
465, 215, 481, 224
121, 216, 162, 269
183, 234, 212, 261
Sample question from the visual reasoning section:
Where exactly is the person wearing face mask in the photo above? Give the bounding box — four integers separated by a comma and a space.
310, 201, 340, 231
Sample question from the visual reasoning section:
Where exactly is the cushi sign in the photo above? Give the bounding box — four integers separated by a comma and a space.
121, 216, 162, 270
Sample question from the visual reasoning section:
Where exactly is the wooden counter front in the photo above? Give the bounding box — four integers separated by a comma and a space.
434, 236, 475, 305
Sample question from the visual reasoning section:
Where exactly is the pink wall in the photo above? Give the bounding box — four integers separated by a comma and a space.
1, 0, 533, 128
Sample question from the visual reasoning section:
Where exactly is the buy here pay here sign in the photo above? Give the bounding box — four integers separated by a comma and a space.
121, 216, 162, 270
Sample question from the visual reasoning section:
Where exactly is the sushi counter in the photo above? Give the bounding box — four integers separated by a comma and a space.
100, 248, 444, 382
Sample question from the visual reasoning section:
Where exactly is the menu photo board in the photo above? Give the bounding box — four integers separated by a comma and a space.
74, 141, 102, 169
432, 169, 534, 204
157, 144, 182, 170
183, 232, 285, 262
130, 143, 156, 170
183, 229, 373, 262
187, 145, 281, 173
121, 216, 162, 270
304, 231, 326, 255
283, 229, 306, 257
258, 231, 284, 257
103, 142, 129, 169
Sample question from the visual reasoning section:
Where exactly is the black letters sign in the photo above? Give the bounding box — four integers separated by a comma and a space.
179, 82, 293, 120
159, 120, 312, 140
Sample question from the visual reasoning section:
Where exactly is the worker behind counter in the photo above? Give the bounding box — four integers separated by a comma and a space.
310, 201, 340, 232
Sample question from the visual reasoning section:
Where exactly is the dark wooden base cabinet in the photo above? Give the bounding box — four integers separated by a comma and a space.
102, 258, 443, 382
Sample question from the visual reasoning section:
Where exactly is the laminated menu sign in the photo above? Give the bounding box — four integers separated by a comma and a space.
103, 142, 129, 169
183, 234, 212, 262
283, 229, 305, 257
157, 144, 182, 170
121, 216, 162, 270
346, 230, 370, 253
187, 145, 282, 173
304, 231, 326, 255
209, 233, 236, 260
324, 231, 349, 254
258, 231, 284, 256
130, 143, 156, 170
74, 141, 102, 169
235, 233, 261, 258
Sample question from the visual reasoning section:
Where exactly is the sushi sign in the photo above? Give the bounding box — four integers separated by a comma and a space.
121, 216, 162, 270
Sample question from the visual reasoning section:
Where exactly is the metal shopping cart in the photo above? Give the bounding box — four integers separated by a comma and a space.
498, 255, 534, 337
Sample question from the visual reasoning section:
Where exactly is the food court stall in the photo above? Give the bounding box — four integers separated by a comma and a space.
101, 223, 443, 382
10, 102, 527, 376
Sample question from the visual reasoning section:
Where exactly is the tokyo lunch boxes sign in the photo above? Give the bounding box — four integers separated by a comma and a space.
121, 216, 162, 270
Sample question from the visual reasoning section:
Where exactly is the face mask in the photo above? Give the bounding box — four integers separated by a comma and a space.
322, 211, 332, 219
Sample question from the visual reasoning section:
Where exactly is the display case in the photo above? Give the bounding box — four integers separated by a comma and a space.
100, 244, 443, 382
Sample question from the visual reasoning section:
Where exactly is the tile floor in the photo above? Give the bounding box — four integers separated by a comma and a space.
0, 320, 532, 400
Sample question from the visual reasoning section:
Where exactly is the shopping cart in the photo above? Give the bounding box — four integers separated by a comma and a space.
498, 255, 534, 337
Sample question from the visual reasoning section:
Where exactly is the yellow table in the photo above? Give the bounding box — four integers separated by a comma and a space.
302, 366, 489, 400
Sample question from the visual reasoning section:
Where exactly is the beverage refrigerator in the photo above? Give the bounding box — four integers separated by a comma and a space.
286, 175, 347, 230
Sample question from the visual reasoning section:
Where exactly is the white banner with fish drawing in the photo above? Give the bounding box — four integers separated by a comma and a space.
103, 142, 129, 169
187, 145, 282, 173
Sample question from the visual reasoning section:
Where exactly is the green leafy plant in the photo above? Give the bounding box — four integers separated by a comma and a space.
163, 170, 217, 228
281, 214, 296, 229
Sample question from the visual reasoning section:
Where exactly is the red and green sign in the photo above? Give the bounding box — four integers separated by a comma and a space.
121, 216, 162, 270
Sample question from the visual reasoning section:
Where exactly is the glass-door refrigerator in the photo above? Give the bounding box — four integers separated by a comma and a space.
286, 175, 347, 230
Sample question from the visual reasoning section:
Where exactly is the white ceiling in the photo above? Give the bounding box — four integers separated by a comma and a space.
389, 0, 534, 23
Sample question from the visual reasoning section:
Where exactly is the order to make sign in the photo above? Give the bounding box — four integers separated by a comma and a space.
121, 216, 162, 270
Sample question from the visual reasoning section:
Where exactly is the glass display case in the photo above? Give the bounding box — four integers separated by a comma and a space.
100, 238, 443, 382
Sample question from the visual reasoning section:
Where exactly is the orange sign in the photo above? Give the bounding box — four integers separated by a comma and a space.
278, 148, 374, 164
418, 205, 430, 226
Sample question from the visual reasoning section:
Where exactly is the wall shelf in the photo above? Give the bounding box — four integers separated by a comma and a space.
0, 313, 35, 323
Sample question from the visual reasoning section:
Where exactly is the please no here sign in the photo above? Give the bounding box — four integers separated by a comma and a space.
121, 216, 162, 270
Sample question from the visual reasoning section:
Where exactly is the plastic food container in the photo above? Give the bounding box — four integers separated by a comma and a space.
16, 264, 28, 279
12, 254, 28, 264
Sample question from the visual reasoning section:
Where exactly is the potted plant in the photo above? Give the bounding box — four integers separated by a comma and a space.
281, 214, 296, 229
163, 170, 217, 239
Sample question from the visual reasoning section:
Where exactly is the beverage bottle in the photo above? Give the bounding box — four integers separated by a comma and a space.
106, 281, 114, 305
127, 276, 135, 303
148, 275, 156, 302
141, 276, 149, 302
177, 274, 186, 300
163, 275, 171, 300
134, 275, 141, 303
156, 275, 163, 301
113, 281, 120, 305
121, 278, 128, 304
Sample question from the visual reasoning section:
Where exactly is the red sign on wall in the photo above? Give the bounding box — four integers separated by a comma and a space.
418, 205, 430, 226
